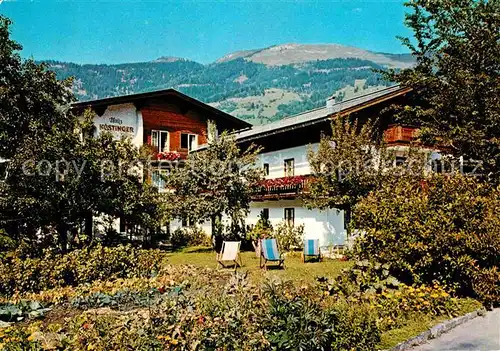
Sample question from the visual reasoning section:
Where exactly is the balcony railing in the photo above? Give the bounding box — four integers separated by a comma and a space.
384, 125, 418, 144
252, 175, 310, 200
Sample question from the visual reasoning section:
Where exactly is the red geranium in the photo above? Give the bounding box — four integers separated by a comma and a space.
157, 151, 182, 161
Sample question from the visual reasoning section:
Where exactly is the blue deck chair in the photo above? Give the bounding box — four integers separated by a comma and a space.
302, 239, 321, 262
260, 238, 285, 270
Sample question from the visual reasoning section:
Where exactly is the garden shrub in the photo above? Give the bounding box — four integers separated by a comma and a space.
260, 281, 380, 351
0, 273, 382, 351
271, 221, 304, 251
318, 259, 467, 332
246, 210, 273, 243
353, 174, 500, 305
0, 244, 168, 295
320, 260, 400, 298
170, 226, 210, 248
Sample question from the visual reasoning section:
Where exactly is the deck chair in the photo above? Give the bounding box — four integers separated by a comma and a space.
216, 241, 242, 269
260, 238, 285, 270
302, 239, 321, 262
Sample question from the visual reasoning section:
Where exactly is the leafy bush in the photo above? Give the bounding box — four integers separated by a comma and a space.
318, 258, 468, 332
271, 221, 304, 251
354, 174, 500, 305
170, 226, 210, 248
0, 273, 381, 351
319, 260, 400, 297
260, 281, 380, 350
246, 210, 273, 242
0, 244, 168, 295
0, 231, 16, 260
0, 300, 50, 324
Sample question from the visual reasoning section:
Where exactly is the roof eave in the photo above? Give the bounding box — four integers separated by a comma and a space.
71, 89, 251, 130
235, 85, 412, 144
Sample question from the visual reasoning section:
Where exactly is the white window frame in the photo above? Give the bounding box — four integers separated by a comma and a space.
151, 130, 169, 152
181, 133, 198, 152
263, 163, 270, 177
284, 158, 295, 177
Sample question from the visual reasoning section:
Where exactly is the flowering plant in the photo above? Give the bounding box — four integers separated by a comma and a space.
156, 151, 182, 161
260, 175, 307, 188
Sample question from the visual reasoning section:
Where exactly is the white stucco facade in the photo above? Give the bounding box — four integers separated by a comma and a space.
249, 143, 347, 248
248, 199, 346, 247
92, 103, 144, 234
258, 144, 318, 178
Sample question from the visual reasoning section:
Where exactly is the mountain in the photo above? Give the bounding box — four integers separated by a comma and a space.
45, 43, 413, 124
216, 43, 413, 68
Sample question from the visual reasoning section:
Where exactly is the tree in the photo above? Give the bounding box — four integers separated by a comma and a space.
165, 128, 261, 251
305, 116, 389, 228
305, 115, 429, 231
384, 0, 500, 180
0, 16, 165, 250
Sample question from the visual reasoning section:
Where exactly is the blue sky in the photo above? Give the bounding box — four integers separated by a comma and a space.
0, 0, 411, 64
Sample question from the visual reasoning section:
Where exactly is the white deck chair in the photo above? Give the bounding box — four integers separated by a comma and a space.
216, 241, 242, 269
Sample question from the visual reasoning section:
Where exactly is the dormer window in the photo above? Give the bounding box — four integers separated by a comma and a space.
181, 133, 197, 151
151, 130, 169, 152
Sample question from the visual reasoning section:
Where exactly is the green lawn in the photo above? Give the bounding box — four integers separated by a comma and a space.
165, 246, 352, 284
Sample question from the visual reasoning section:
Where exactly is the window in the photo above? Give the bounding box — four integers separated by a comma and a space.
262, 208, 269, 220
0, 160, 8, 181
263, 163, 269, 176
151, 130, 169, 152
284, 158, 295, 177
182, 217, 193, 227
181, 133, 197, 151
119, 216, 127, 233
284, 208, 294, 226
151, 169, 167, 191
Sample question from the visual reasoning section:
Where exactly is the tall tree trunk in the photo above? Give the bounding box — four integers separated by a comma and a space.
84, 212, 93, 243
56, 222, 68, 253
211, 213, 223, 253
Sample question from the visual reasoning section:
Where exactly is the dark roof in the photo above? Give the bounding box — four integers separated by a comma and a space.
235, 85, 411, 143
71, 88, 251, 130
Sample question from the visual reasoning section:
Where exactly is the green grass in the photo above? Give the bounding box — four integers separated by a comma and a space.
165, 246, 352, 284
377, 298, 483, 350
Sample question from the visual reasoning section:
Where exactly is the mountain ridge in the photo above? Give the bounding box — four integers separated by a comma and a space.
44, 42, 412, 125
214, 43, 413, 68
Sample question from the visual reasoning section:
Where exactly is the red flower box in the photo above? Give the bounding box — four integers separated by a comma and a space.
156, 151, 183, 161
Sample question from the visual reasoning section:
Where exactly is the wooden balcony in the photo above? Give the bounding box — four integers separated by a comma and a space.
252, 175, 311, 200
384, 125, 418, 144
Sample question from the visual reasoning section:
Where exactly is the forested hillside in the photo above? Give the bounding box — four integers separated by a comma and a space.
46, 45, 409, 124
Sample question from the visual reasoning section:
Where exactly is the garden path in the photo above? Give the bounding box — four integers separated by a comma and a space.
411, 309, 500, 351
